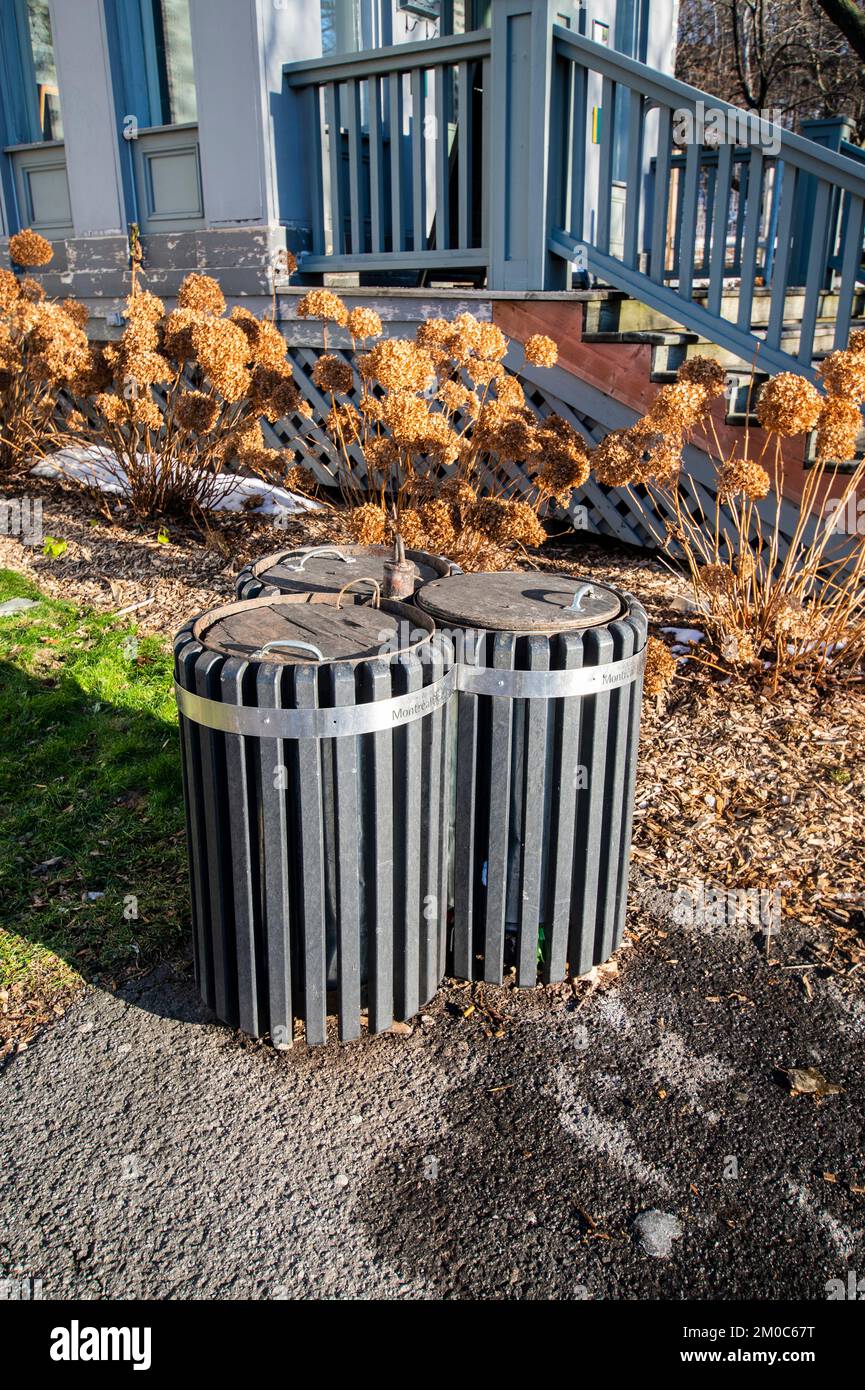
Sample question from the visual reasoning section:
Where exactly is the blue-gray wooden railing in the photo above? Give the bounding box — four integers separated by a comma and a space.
285, 31, 489, 274
284, 2, 865, 377
546, 25, 865, 378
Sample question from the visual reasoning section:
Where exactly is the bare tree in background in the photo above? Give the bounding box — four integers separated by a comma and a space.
677, 0, 865, 141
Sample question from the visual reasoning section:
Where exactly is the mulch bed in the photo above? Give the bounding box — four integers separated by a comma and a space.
2, 474, 863, 995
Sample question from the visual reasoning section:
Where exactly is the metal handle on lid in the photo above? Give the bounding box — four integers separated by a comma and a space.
253, 638, 325, 661
569, 583, 596, 612
283, 546, 357, 572
335, 577, 382, 609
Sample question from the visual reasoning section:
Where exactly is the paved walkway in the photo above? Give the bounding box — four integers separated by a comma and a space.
2, 894, 863, 1300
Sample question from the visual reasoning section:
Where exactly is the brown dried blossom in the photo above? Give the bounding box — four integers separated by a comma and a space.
0, 268, 19, 311
818, 349, 865, 403
191, 318, 251, 400
313, 353, 354, 394
8, 228, 53, 267
348, 503, 387, 544
591, 428, 641, 487
175, 390, 220, 433
523, 334, 558, 368
676, 355, 727, 399
364, 338, 436, 392
20, 277, 46, 302
642, 637, 676, 697
756, 372, 823, 435
60, 299, 88, 330
716, 456, 771, 502
814, 395, 862, 462
467, 498, 546, 548
647, 381, 710, 432
415, 317, 452, 349
126, 289, 165, 324
296, 290, 348, 327
177, 273, 226, 316
346, 307, 382, 340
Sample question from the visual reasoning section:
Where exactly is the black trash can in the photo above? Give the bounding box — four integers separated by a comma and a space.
174, 589, 453, 1046
236, 542, 459, 602
414, 572, 648, 987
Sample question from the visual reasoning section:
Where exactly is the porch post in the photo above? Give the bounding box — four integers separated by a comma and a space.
188, 0, 322, 253
49, 0, 127, 235
488, 0, 574, 290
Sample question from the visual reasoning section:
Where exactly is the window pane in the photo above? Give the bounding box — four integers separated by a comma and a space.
144, 0, 197, 125
26, 0, 63, 140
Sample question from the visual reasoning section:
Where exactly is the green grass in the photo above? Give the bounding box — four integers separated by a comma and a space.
0, 568, 188, 1029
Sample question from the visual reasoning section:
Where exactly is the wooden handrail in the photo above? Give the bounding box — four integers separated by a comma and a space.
285, 31, 490, 86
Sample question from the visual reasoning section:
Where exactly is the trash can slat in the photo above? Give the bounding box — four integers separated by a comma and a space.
482, 632, 516, 984
293, 663, 328, 1045
332, 662, 362, 1041
195, 648, 237, 1024
362, 660, 395, 1034
257, 663, 294, 1047
516, 635, 549, 986
541, 631, 584, 984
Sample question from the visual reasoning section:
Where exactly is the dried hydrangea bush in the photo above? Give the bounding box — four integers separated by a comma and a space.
0, 230, 90, 475
590, 345, 865, 683
293, 293, 590, 570
60, 272, 313, 519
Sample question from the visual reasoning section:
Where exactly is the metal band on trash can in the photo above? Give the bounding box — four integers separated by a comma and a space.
174, 648, 645, 738
453, 647, 646, 700
174, 668, 457, 740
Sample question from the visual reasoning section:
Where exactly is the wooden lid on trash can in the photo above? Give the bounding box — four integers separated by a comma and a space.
415, 572, 623, 633
194, 593, 434, 665
249, 543, 449, 596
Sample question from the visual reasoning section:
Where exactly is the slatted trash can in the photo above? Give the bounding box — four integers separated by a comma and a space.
415, 573, 648, 987
173, 590, 453, 1046
236, 543, 459, 603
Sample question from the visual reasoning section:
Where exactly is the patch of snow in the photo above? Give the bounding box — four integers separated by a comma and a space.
31, 445, 321, 516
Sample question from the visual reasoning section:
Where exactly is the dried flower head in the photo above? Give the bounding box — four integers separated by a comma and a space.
629, 424, 683, 487
20, 277, 46, 302
365, 338, 436, 392
191, 318, 251, 400
720, 631, 756, 666
346, 307, 382, 340
716, 456, 771, 502
475, 323, 508, 362
60, 298, 88, 330
647, 381, 710, 432
126, 290, 165, 324
8, 229, 53, 267
437, 380, 474, 413
814, 395, 862, 462
642, 636, 676, 697
250, 364, 302, 421
697, 563, 735, 596
175, 390, 220, 433
495, 375, 525, 410
756, 372, 823, 435
161, 308, 204, 362
349, 503, 387, 544
0, 268, 20, 311
468, 497, 546, 548
130, 395, 163, 430
467, 358, 507, 386
677, 355, 727, 399
847, 329, 865, 354
523, 334, 558, 368
415, 317, 452, 349
312, 353, 354, 394
415, 499, 458, 552
94, 392, 129, 426
296, 289, 348, 327
819, 350, 865, 404
591, 428, 641, 487
177, 273, 226, 316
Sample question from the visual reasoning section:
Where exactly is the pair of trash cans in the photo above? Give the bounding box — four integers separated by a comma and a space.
174, 543, 648, 1045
